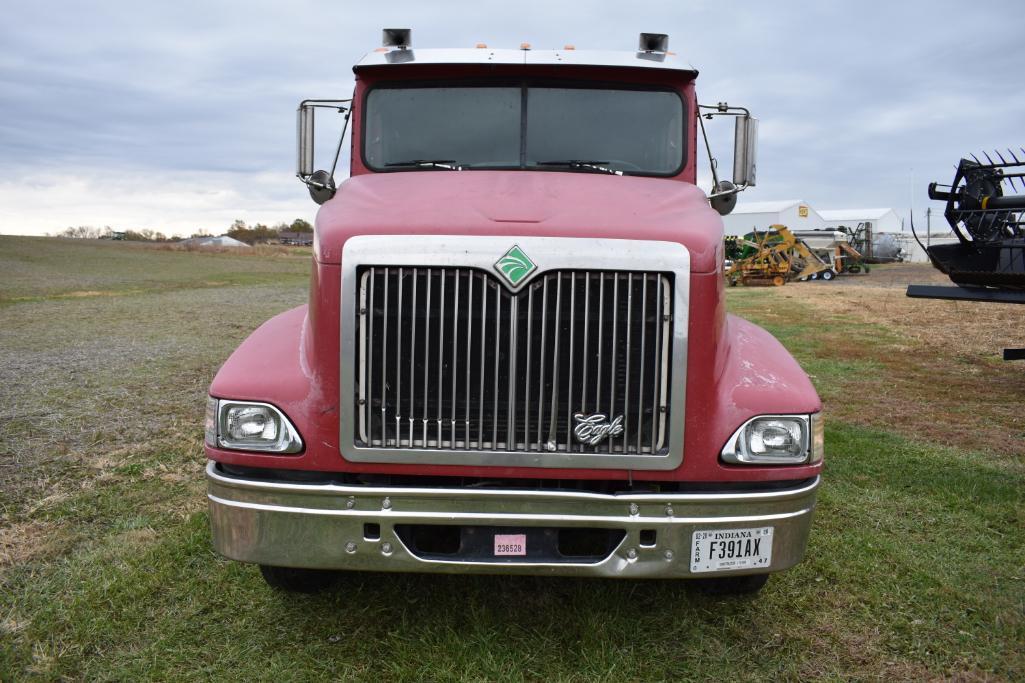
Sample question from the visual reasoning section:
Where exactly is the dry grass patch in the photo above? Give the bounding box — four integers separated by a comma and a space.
0, 521, 66, 568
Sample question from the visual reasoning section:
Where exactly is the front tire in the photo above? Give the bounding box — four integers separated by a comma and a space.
820, 269, 836, 281
259, 565, 338, 593
689, 573, 770, 595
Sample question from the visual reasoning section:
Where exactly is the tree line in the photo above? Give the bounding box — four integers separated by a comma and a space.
56, 219, 313, 245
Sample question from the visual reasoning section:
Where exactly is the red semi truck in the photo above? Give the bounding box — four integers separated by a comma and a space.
204, 30, 823, 594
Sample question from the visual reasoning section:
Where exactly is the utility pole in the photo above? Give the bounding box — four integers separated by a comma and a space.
926, 207, 931, 249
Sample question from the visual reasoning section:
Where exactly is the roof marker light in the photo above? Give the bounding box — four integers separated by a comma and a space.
638, 32, 669, 53
475, 42, 487, 48
563, 44, 576, 50
520, 42, 531, 50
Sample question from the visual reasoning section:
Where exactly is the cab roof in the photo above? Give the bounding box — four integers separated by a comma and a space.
353, 47, 698, 77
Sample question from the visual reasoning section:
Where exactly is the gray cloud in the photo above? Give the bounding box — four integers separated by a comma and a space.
1, 0, 1022, 234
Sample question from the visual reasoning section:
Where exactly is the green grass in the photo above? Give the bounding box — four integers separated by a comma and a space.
1, 239, 1022, 680
0, 235, 308, 301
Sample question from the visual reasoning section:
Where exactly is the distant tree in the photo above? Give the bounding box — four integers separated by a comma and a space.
289, 218, 313, 233
227, 220, 277, 245
59, 226, 109, 239
190, 229, 212, 239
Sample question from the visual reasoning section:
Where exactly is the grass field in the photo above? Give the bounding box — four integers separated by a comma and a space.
1, 236, 1023, 681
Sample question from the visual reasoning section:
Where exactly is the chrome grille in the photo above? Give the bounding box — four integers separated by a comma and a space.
356, 267, 672, 454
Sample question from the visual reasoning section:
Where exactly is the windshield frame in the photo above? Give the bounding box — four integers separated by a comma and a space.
360, 77, 688, 178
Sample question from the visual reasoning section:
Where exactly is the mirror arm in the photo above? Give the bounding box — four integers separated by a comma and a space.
708, 181, 749, 199
697, 102, 751, 119
328, 107, 353, 180
696, 102, 720, 188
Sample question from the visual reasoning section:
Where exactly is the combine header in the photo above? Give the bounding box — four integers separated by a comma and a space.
920, 152, 1025, 289
907, 149, 1025, 359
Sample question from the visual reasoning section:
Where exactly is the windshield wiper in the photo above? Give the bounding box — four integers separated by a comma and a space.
535, 160, 624, 176
384, 159, 463, 170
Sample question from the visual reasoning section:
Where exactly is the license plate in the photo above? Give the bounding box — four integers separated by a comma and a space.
690, 527, 773, 573
494, 533, 527, 556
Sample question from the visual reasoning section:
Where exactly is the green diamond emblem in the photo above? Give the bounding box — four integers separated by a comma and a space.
494, 245, 537, 287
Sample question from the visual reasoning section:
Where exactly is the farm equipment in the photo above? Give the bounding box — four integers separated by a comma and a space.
822, 241, 870, 275
790, 228, 871, 275
918, 152, 1025, 290
906, 149, 1025, 360
725, 225, 833, 286
843, 222, 903, 264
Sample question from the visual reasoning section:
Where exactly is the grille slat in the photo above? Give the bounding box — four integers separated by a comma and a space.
623, 273, 632, 454
536, 274, 549, 450
436, 270, 445, 446
547, 274, 563, 451
565, 273, 576, 451
492, 284, 501, 450
357, 267, 672, 455
636, 274, 647, 454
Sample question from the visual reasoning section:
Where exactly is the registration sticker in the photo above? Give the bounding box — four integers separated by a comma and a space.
690, 527, 773, 573
494, 533, 527, 556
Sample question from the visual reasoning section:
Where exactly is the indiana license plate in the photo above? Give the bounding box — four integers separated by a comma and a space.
494, 533, 527, 556
690, 527, 773, 573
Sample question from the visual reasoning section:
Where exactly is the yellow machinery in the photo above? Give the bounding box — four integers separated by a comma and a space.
725, 225, 833, 286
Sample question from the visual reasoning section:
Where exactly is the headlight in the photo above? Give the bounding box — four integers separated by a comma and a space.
205, 398, 303, 454
721, 414, 820, 465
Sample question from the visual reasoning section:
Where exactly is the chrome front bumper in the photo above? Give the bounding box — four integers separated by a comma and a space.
207, 462, 818, 578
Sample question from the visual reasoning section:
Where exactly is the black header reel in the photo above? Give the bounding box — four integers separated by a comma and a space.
922, 150, 1025, 290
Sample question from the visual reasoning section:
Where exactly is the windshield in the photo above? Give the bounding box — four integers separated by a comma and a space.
363, 83, 685, 176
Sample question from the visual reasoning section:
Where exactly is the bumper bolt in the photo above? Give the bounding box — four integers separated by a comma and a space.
628, 503, 639, 516
382, 497, 392, 510
345, 541, 357, 554
626, 548, 638, 560
346, 497, 355, 509
381, 542, 393, 556
664, 549, 674, 561
665, 504, 674, 517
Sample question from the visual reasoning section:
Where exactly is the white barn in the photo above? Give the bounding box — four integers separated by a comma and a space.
819, 208, 903, 233
721, 200, 826, 236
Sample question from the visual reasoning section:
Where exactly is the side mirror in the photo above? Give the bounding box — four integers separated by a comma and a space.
306, 170, 336, 205
296, 105, 315, 178
295, 99, 351, 205
710, 181, 738, 216
733, 115, 758, 188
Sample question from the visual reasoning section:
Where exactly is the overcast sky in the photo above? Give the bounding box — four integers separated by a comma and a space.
1, 0, 1022, 236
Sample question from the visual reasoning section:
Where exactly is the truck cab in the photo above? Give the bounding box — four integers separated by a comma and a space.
204, 31, 823, 594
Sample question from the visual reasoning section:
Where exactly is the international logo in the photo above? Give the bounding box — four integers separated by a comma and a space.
494, 245, 537, 287
573, 413, 625, 445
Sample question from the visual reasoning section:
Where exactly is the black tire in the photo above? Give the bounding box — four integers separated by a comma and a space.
689, 573, 770, 595
259, 565, 338, 593
820, 269, 836, 281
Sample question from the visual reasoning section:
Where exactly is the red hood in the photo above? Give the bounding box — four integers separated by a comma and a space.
314, 171, 724, 273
